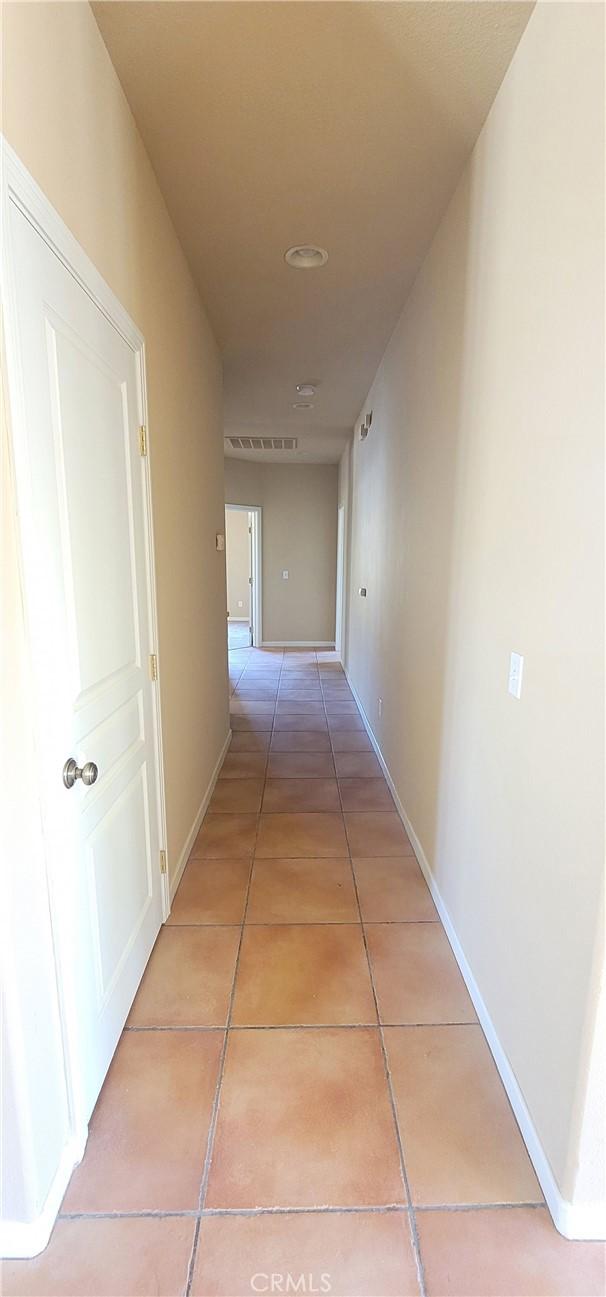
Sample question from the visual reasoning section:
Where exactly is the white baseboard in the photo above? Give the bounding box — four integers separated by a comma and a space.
261, 641, 336, 648
344, 669, 605, 1242
168, 729, 232, 902
0, 1126, 87, 1259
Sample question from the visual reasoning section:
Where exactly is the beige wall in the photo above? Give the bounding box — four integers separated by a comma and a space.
225, 459, 338, 644
344, 0, 604, 1215
2, 1, 229, 881
225, 507, 250, 620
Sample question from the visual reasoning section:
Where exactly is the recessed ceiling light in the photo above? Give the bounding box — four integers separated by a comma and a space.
296, 384, 316, 398
285, 245, 328, 270
292, 401, 313, 409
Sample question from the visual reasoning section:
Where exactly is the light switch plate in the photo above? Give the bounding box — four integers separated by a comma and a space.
282, 570, 289, 580
216, 533, 225, 551
508, 651, 524, 699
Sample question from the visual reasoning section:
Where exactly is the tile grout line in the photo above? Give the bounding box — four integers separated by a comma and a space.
185, 650, 284, 1291
58, 1198, 547, 1223
123, 1020, 477, 1033
154, 919, 440, 928
329, 670, 428, 1297
185, 790, 265, 1290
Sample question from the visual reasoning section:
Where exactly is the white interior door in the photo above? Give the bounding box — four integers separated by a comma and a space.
6, 200, 164, 1126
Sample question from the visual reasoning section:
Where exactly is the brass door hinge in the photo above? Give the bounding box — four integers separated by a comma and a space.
149, 653, 158, 681
160, 850, 167, 875
138, 425, 147, 457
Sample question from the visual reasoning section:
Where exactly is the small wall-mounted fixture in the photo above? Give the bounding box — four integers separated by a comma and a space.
216, 533, 225, 551
359, 409, 373, 440
359, 587, 367, 597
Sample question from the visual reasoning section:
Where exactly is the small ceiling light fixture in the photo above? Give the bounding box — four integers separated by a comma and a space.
292, 401, 313, 409
296, 384, 316, 398
285, 245, 328, 270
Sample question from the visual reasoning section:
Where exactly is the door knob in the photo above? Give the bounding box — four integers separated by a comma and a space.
63, 758, 99, 789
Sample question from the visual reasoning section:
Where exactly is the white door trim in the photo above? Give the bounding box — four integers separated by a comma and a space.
1, 137, 169, 1218
335, 504, 345, 659
225, 502, 263, 647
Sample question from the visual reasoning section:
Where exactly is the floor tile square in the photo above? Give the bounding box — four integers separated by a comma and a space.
339, 777, 395, 811
417, 1206, 606, 1296
1, 1217, 196, 1297
230, 700, 275, 715
279, 687, 323, 698
168, 858, 250, 924
232, 924, 375, 1025
330, 731, 373, 752
230, 730, 271, 753
128, 927, 240, 1026
263, 778, 340, 813
353, 857, 437, 922
333, 751, 383, 778
385, 1025, 540, 1205
256, 812, 348, 857
205, 1027, 404, 1207
230, 714, 273, 732
274, 715, 328, 731
328, 715, 366, 731
280, 679, 320, 690
208, 778, 264, 813
247, 857, 358, 923
271, 731, 331, 752
324, 701, 360, 714
266, 752, 335, 778
238, 681, 279, 691
366, 923, 476, 1023
191, 814, 258, 858
344, 812, 413, 855
234, 686, 278, 700
192, 1210, 420, 1296
62, 1031, 222, 1211
276, 700, 325, 715
219, 751, 267, 779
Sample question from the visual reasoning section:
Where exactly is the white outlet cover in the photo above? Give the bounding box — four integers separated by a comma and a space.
282, 570, 289, 580
508, 651, 524, 699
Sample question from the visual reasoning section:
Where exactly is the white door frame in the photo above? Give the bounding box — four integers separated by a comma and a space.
225, 502, 263, 647
1, 138, 169, 1149
335, 503, 346, 660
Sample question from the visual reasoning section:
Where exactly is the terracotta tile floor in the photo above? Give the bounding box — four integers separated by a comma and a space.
4, 647, 604, 1296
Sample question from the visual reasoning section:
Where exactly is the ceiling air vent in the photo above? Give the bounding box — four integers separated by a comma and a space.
226, 437, 298, 452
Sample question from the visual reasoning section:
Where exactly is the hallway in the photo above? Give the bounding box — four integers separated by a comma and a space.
4, 647, 602, 1296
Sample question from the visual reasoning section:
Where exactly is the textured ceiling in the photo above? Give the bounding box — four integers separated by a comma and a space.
93, 1, 533, 462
